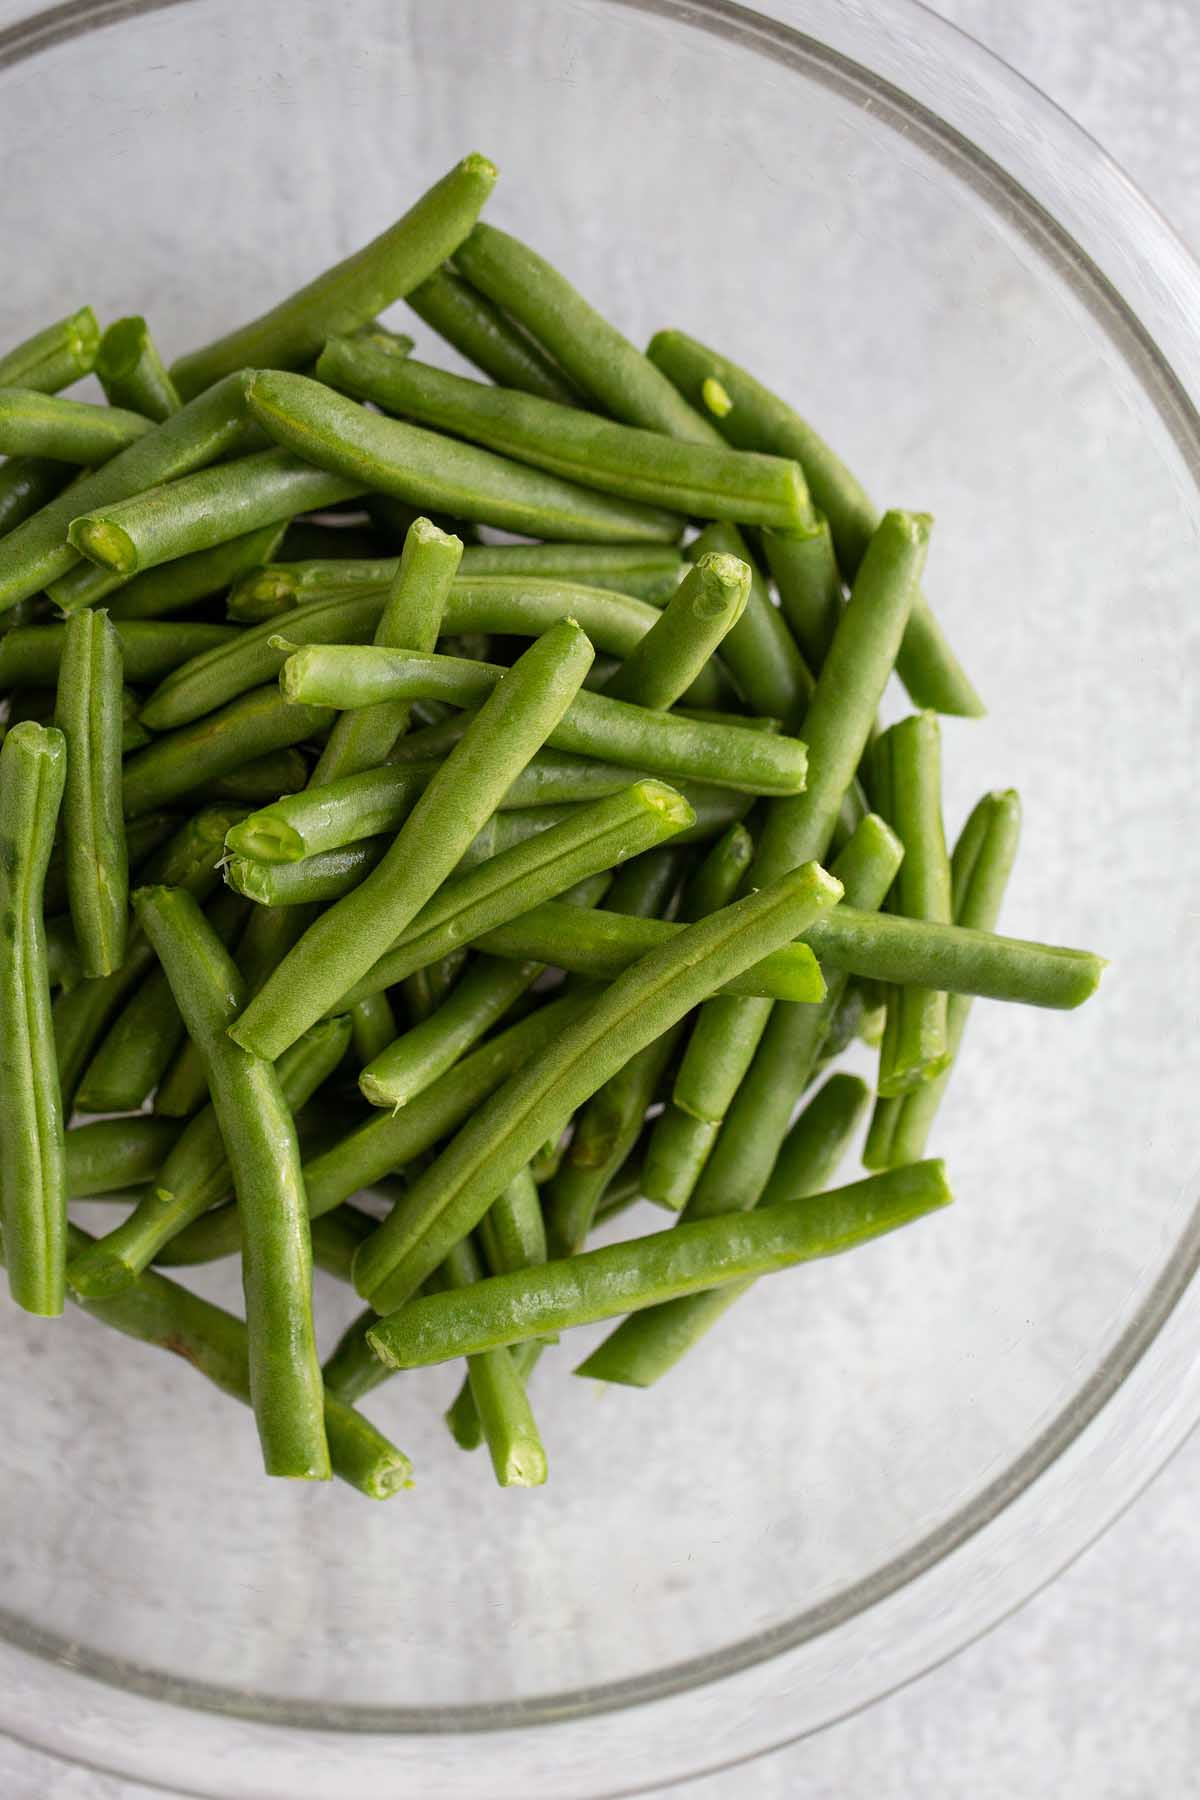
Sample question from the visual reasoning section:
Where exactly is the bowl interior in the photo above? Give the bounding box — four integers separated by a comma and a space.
1, 0, 1198, 1745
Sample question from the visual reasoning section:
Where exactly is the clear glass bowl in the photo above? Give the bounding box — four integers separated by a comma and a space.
2, 1, 1199, 1794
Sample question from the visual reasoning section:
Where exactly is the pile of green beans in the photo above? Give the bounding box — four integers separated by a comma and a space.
0, 155, 1105, 1497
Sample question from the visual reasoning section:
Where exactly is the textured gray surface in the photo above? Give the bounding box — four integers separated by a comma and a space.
2, 0, 1199, 1793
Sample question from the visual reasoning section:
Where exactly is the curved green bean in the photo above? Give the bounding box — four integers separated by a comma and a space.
406, 263, 579, 402
279, 642, 808, 796
133, 885, 329, 1481
646, 329, 983, 717
245, 370, 682, 544
0, 388, 152, 462
0, 721, 68, 1313
121, 685, 333, 818
54, 607, 128, 977
0, 307, 99, 393
170, 153, 497, 397
368, 1160, 950, 1366
360, 956, 540, 1109
96, 316, 181, 422
318, 340, 813, 530
0, 619, 237, 687
65, 1116, 181, 1197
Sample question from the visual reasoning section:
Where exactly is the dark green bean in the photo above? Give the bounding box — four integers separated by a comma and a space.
354, 860, 843, 1312
43, 1224, 409, 1499
76, 523, 290, 621
360, 956, 540, 1109
245, 371, 682, 544
318, 340, 813, 531
579, 1073, 872, 1386
0, 388, 151, 462
0, 307, 99, 393
0, 457, 75, 541
866, 789, 1021, 1169
170, 153, 497, 397
406, 263, 579, 402
453, 223, 720, 444
348, 992, 397, 1065
369, 1161, 950, 1366
67, 1014, 352, 1297
0, 721, 67, 1313
401, 953, 467, 1027
96, 316, 181, 422
309, 1203, 377, 1285
0, 371, 256, 613
0, 620, 238, 688
761, 519, 843, 670
202, 746, 310, 805
133, 886, 329, 1481
312, 517, 461, 785
685, 521, 813, 723
65, 1116, 181, 1197
45, 912, 81, 991
646, 329, 983, 717
121, 686, 333, 818
232, 621, 596, 1060
54, 608, 128, 977
279, 642, 808, 795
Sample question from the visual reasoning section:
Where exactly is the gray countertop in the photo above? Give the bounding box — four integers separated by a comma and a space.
4, 1, 1199, 1793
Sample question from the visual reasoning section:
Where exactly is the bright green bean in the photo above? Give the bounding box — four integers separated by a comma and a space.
65, 522, 289, 620
354, 860, 844, 1312
54, 608, 128, 977
226, 763, 436, 862
0, 721, 67, 1313
318, 339, 813, 530
761, 519, 843, 670
369, 1160, 950, 1366
685, 520, 813, 723
647, 329, 983, 717
406, 262, 579, 402
67, 1014, 352, 1298
133, 885, 329, 1481
0, 307, 99, 392
0, 371, 256, 613
245, 370, 681, 544
170, 154, 497, 397
360, 956, 540, 1109
0, 619, 237, 687
0, 388, 152, 462
280, 642, 808, 796
121, 685, 333, 818
579, 1073, 872, 1386
866, 789, 1021, 1169
601, 552, 748, 709
454, 223, 721, 444
65, 1116, 181, 1197
96, 316, 181, 421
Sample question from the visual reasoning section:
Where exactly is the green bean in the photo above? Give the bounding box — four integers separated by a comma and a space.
369, 1160, 949, 1366
231, 620, 596, 1060
680, 821, 754, 919
360, 957, 540, 1109
67, 1014, 352, 1298
170, 153, 496, 397
802, 908, 1101, 1006
43, 1224, 408, 1499
245, 371, 681, 544
121, 686, 333, 818
52, 807, 239, 1109
0, 371, 256, 613
227, 838, 386, 907
73, 888, 249, 1115
438, 1233, 548, 1487
453, 223, 720, 444
478, 1164, 547, 1277
0, 388, 152, 463
69, 447, 366, 578
337, 783, 694, 1012
638, 1108, 719, 1214
401, 953, 466, 1027
313, 517, 461, 785
761, 519, 843, 670
309, 1204, 377, 1285
65, 1116, 181, 1197
0, 620, 237, 687
0, 722, 67, 1313
53, 608, 128, 977
318, 340, 813, 531
348, 992, 396, 1065
202, 746, 310, 804
671, 995, 773, 1126
406, 263, 579, 402
684, 521, 813, 722
155, 900, 317, 1118
0, 457, 75, 541
0, 307, 99, 393
443, 1339, 545, 1454
579, 1074, 872, 1386
133, 886, 328, 1480
866, 789, 1021, 1169
227, 763, 435, 862
145, 577, 720, 732
95, 316, 181, 422
280, 643, 808, 796
647, 330, 983, 717
599, 552, 748, 710
871, 714, 952, 1097
323, 1307, 393, 1403
161, 991, 589, 1266
45, 912, 81, 991
48, 808, 218, 921
68, 523, 290, 621
354, 859, 843, 1311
